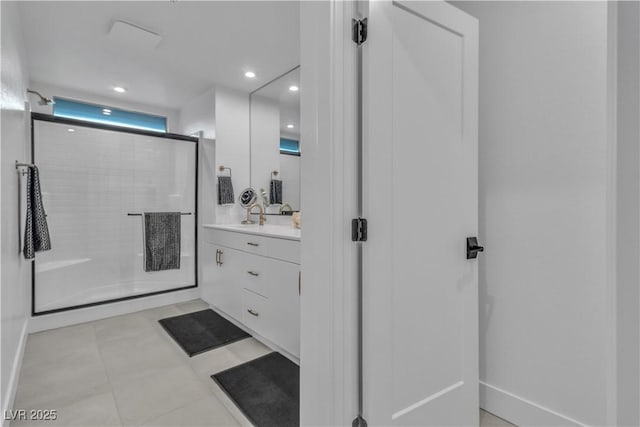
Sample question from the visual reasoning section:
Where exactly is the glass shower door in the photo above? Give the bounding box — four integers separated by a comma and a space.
32, 119, 197, 314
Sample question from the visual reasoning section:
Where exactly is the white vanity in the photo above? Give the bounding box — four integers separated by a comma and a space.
200, 67, 302, 362
201, 224, 301, 361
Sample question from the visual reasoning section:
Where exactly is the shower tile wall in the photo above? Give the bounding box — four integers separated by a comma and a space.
33, 120, 196, 312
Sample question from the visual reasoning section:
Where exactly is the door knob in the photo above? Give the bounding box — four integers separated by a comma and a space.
466, 237, 484, 259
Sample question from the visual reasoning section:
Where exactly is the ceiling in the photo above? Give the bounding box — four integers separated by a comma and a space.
18, 1, 300, 111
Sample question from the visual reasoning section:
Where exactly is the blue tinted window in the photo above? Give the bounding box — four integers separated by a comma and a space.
280, 138, 300, 155
53, 97, 167, 132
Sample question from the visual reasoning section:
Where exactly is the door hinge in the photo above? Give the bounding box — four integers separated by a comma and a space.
352, 18, 368, 45
351, 217, 368, 242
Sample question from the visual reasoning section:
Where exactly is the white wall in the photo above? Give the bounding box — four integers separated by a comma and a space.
453, 2, 611, 425
28, 81, 180, 133
178, 88, 217, 232
300, 1, 359, 425
616, 2, 640, 425
0, 1, 32, 420
212, 86, 250, 224
179, 85, 250, 225
179, 87, 216, 139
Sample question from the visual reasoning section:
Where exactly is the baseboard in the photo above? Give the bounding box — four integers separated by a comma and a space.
29, 288, 200, 333
480, 381, 588, 427
2, 319, 29, 427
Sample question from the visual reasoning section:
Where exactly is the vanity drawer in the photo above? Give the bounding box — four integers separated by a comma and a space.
268, 238, 300, 264
205, 229, 269, 256
241, 253, 269, 298
242, 289, 269, 337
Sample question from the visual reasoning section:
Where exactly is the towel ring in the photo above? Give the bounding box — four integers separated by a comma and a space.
218, 165, 232, 178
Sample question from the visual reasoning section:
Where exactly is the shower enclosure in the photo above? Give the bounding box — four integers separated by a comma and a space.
31, 114, 197, 315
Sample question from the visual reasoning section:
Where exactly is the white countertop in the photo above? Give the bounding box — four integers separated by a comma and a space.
203, 223, 301, 241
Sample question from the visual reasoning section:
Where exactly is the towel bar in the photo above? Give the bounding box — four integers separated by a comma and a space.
15, 161, 36, 253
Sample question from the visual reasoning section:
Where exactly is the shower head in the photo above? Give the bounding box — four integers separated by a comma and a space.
27, 89, 54, 106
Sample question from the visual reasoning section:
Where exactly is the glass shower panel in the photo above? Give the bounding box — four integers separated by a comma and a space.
33, 120, 196, 313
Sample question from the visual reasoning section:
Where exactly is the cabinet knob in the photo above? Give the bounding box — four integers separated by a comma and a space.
247, 309, 259, 317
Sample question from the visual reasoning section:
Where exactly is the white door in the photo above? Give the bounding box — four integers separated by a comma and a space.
363, 1, 479, 425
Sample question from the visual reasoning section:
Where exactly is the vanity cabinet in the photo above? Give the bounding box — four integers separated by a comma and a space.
201, 244, 245, 321
201, 226, 300, 359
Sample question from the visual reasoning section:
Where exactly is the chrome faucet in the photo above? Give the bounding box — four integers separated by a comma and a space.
248, 203, 266, 226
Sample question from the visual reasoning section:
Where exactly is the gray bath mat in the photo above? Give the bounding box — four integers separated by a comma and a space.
159, 309, 250, 357
212, 352, 299, 427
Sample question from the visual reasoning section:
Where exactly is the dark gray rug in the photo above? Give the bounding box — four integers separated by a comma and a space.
212, 352, 299, 427
159, 309, 250, 357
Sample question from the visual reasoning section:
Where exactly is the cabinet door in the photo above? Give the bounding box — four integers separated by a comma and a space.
202, 243, 243, 321
267, 259, 300, 357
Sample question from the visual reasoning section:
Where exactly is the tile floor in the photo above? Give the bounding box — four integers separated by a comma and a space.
12, 299, 515, 427
12, 300, 267, 427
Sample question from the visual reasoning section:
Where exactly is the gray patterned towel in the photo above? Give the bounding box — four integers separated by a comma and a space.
23, 166, 51, 259
143, 212, 181, 272
218, 176, 234, 205
270, 179, 283, 205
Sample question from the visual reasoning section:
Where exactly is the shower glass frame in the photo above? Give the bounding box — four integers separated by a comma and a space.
30, 113, 198, 316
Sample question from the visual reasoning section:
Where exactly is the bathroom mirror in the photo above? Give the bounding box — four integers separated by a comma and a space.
250, 66, 301, 213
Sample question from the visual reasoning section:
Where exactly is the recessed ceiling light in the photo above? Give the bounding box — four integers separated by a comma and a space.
244, 71, 256, 78
289, 85, 299, 92
113, 86, 127, 93
287, 124, 294, 129
67, 128, 75, 132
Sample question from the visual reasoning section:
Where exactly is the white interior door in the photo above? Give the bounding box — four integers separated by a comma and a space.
363, 1, 479, 425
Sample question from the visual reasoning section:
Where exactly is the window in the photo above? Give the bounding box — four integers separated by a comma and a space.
280, 138, 300, 155
53, 97, 167, 132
